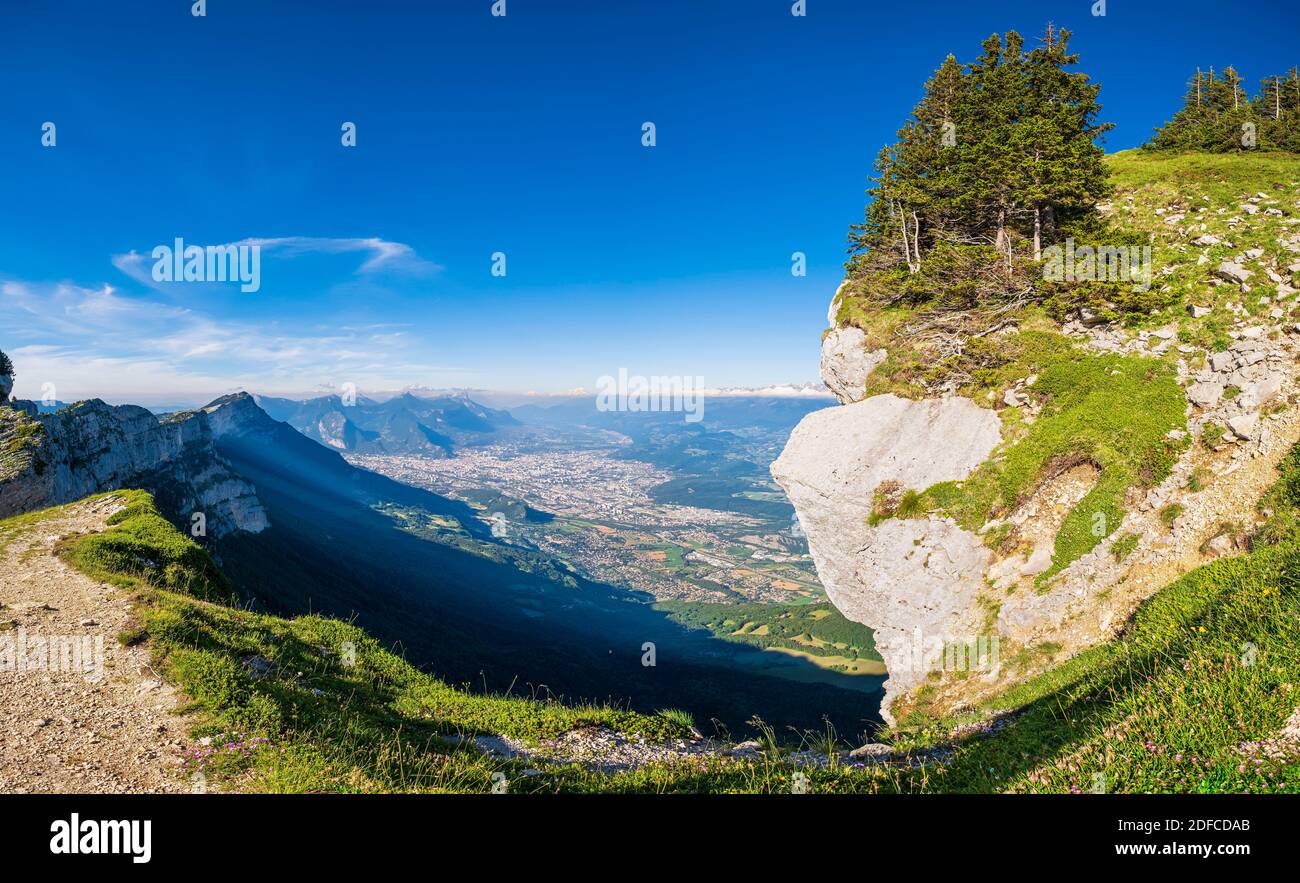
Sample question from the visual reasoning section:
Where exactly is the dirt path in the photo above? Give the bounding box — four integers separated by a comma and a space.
0, 495, 188, 793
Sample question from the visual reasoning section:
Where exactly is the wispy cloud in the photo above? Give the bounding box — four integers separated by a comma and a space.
110, 236, 440, 290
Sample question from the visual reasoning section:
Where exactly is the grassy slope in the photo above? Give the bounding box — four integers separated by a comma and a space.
1105, 150, 1300, 352
912, 332, 1186, 582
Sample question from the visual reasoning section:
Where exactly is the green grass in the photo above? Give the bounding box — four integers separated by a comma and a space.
55, 490, 232, 602
1102, 150, 1300, 349
658, 599, 881, 662
1110, 532, 1140, 562
905, 332, 1187, 583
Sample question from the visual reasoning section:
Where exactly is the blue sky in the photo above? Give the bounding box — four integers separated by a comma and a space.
1, 0, 1297, 405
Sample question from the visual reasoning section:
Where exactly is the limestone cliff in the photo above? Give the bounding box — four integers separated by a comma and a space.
775, 169, 1300, 725
772, 396, 1001, 718
0, 398, 268, 538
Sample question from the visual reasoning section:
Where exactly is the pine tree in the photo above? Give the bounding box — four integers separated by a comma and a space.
0, 350, 13, 377
965, 31, 1032, 263
1223, 65, 1245, 111
848, 26, 1115, 290
850, 54, 969, 274
1260, 74, 1284, 120
1019, 25, 1112, 259
1146, 65, 1299, 153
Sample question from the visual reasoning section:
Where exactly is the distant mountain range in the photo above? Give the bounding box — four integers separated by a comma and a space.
254, 391, 519, 457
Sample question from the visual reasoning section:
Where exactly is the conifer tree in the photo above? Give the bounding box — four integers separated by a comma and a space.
847, 25, 1114, 296
1019, 25, 1112, 259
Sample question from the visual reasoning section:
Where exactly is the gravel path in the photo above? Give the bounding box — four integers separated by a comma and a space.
0, 495, 188, 793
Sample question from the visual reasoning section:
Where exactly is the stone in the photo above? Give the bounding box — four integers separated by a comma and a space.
827, 280, 848, 326
1215, 262, 1252, 284
1187, 304, 1212, 318
1205, 534, 1235, 558
1186, 381, 1224, 409
1191, 233, 1220, 246
820, 326, 885, 405
1227, 413, 1260, 440
1248, 374, 1284, 406
1201, 351, 1232, 371
848, 743, 893, 760
1209, 351, 1235, 372
1020, 545, 1054, 576
771, 394, 1002, 724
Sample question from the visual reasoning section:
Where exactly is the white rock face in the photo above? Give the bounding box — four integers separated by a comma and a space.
0, 398, 268, 537
820, 326, 885, 404
771, 394, 1002, 722
827, 281, 848, 326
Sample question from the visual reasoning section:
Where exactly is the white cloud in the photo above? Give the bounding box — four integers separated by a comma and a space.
0, 277, 465, 406
110, 236, 440, 290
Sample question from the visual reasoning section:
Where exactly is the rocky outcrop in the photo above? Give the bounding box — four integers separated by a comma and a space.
771, 394, 1002, 721
0, 399, 268, 538
820, 327, 886, 404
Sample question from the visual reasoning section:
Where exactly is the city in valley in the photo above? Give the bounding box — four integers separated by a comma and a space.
349, 444, 822, 604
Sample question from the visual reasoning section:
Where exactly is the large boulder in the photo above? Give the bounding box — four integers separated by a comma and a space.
820, 326, 885, 404
771, 394, 1002, 722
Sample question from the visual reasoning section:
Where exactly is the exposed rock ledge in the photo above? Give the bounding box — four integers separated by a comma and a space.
821, 327, 885, 404
0, 399, 268, 538
779, 279, 1300, 725
771, 394, 1002, 723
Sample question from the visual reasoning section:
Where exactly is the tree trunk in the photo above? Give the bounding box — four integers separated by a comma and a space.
1032, 204, 1042, 261
911, 211, 922, 267
896, 201, 917, 274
